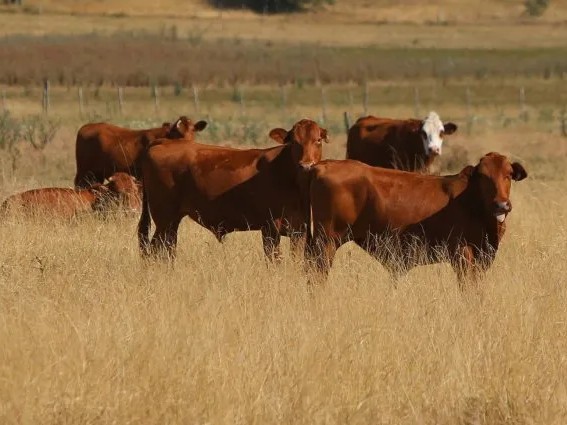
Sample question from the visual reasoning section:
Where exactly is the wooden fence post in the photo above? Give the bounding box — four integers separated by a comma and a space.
152, 85, 159, 114
343, 111, 351, 137
413, 87, 421, 118
561, 106, 567, 138
1, 89, 6, 112
363, 81, 369, 116
280, 84, 287, 114
348, 87, 354, 114
78, 87, 84, 118
237, 85, 245, 116
42, 79, 50, 114
465, 87, 473, 135
117, 87, 124, 116
320, 86, 327, 124
192, 85, 200, 114
519, 86, 527, 122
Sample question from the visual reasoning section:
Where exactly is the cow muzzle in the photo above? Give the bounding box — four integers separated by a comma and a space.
493, 201, 511, 223
298, 162, 315, 171
428, 146, 441, 156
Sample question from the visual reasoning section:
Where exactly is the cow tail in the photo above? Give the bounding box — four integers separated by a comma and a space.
299, 166, 316, 251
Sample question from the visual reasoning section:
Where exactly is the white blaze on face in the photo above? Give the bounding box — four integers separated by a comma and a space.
421, 111, 445, 156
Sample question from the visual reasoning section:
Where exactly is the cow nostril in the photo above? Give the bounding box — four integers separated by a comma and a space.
496, 201, 510, 212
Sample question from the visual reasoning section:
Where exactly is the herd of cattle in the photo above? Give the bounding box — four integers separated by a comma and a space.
1, 111, 527, 285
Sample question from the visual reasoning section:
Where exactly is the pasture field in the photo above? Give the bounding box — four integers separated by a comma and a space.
1, 129, 567, 424
2, 1, 567, 423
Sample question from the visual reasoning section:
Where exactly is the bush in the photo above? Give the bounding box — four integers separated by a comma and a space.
0, 111, 22, 171
209, 0, 334, 13
21, 115, 60, 151
525, 0, 550, 17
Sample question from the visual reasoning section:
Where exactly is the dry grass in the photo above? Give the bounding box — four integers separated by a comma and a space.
0, 93, 567, 423
2, 6, 567, 49
1, 0, 566, 414
1, 148, 566, 423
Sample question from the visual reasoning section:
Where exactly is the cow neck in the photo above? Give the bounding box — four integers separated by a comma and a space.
458, 171, 502, 249
143, 126, 167, 138
267, 143, 298, 181
397, 124, 428, 171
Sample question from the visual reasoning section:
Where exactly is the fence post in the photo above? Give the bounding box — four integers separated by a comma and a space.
363, 81, 369, 116
117, 87, 124, 116
320, 86, 327, 124
152, 85, 159, 114
465, 87, 473, 135
348, 87, 354, 114
237, 85, 245, 116
561, 106, 567, 138
78, 87, 84, 118
42, 79, 50, 114
343, 111, 351, 137
280, 84, 287, 114
192, 85, 200, 115
519, 86, 527, 122
1, 89, 6, 112
413, 87, 421, 118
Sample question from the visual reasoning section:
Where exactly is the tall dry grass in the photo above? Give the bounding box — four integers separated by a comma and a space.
1, 122, 567, 423
0, 174, 566, 424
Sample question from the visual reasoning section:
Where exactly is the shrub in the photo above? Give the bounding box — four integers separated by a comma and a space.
0, 111, 22, 171
209, 0, 334, 13
525, 0, 550, 17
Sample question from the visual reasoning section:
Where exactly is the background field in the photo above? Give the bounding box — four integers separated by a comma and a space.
1, 1, 567, 424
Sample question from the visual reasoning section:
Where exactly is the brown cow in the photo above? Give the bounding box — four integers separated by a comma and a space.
346, 111, 458, 173
74, 116, 207, 188
138, 119, 328, 260
304, 152, 527, 285
2, 172, 141, 219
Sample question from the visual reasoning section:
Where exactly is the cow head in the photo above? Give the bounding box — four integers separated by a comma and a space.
100, 172, 142, 212
420, 111, 458, 157
464, 152, 527, 223
268, 119, 328, 169
167, 116, 207, 141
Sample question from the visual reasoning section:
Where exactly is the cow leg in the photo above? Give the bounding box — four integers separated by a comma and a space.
453, 245, 481, 289
150, 218, 181, 261
304, 231, 337, 287
261, 223, 282, 263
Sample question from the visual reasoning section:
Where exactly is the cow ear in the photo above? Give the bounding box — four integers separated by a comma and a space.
269, 128, 288, 144
459, 165, 475, 178
444, 122, 458, 135
173, 117, 189, 133
162, 122, 171, 129
194, 120, 207, 132
511, 162, 527, 181
320, 128, 329, 143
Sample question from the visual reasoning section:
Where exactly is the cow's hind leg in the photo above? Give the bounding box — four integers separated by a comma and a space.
150, 218, 182, 261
